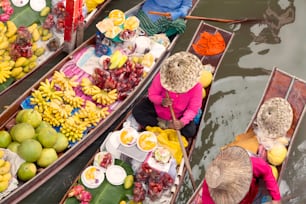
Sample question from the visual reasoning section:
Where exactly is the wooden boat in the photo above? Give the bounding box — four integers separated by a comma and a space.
0, 1, 200, 203
187, 67, 306, 203
59, 21, 234, 204
0, 0, 112, 97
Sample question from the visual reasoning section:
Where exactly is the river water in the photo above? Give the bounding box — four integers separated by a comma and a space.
15, 0, 306, 203
173, 0, 306, 203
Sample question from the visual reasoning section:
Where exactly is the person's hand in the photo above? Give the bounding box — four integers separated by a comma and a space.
162, 98, 172, 107
271, 200, 281, 204
168, 119, 184, 130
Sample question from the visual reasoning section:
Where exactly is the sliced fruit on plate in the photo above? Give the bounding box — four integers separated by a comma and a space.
123, 16, 140, 31
81, 166, 105, 189
104, 26, 122, 39
119, 127, 138, 147
96, 18, 115, 33
137, 131, 157, 152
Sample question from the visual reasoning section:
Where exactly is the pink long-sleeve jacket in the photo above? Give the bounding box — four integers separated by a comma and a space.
202, 156, 281, 203
148, 73, 203, 125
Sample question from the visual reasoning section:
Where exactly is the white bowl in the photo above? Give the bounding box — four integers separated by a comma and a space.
119, 127, 139, 147
105, 165, 127, 185
81, 166, 105, 189
30, 0, 46, 12
137, 131, 157, 152
93, 151, 115, 171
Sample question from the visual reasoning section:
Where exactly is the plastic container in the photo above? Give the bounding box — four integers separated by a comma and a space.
119, 127, 139, 147
137, 131, 157, 152
81, 166, 105, 189
93, 151, 115, 171
105, 165, 127, 185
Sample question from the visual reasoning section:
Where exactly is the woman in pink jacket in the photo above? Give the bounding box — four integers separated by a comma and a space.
201, 146, 281, 204
132, 51, 203, 138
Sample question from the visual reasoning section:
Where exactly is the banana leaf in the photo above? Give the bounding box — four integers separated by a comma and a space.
0, 77, 14, 92
9, 0, 52, 27
64, 159, 134, 204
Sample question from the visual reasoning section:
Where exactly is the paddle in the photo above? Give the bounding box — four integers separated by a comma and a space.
148, 11, 258, 23
166, 92, 197, 191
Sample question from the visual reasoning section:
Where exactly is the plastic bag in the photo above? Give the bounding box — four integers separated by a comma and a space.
145, 126, 188, 164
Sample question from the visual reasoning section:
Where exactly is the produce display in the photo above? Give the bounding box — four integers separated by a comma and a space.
0, 1, 65, 92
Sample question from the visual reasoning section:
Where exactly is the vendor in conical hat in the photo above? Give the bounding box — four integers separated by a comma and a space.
132, 51, 203, 138
201, 146, 281, 204
226, 97, 293, 156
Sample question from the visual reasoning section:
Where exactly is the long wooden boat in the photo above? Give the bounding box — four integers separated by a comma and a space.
0, 0, 112, 97
187, 67, 306, 203
0, 1, 200, 203
59, 21, 234, 204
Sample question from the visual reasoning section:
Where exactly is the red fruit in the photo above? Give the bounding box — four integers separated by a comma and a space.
76, 190, 92, 202
68, 184, 85, 197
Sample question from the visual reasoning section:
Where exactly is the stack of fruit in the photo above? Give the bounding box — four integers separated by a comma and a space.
0, 150, 12, 193
0, 108, 69, 183
96, 10, 140, 42
92, 50, 144, 100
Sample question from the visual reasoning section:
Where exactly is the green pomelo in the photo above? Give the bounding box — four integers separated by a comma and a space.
16, 109, 27, 123
10, 123, 35, 143
20, 109, 42, 128
0, 130, 12, 148
37, 127, 58, 148
18, 139, 42, 162
53, 133, 69, 153
7, 142, 20, 153
35, 121, 52, 133
17, 162, 37, 181
37, 148, 58, 168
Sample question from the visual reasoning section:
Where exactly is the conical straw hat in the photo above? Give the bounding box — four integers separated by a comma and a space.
205, 146, 252, 204
160, 51, 203, 93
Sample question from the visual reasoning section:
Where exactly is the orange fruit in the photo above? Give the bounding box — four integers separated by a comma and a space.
109, 9, 125, 26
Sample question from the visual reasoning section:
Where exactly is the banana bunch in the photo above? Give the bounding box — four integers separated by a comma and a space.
30, 90, 48, 113
60, 116, 88, 142
42, 108, 62, 127
62, 89, 84, 108
48, 99, 73, 121
52, 71, 79, 91
0, 150, 12, 193
38, 79, 64, 101
75, 101, 109, 127
81, 78, 101, 96
0, 61, 13, 84
84, 101, 110, 119
92, 89, 118, 105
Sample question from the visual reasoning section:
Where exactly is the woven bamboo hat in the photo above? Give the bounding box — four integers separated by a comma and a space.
256, 97, 293, 139
160, 51, 203, 93
205, 146, 252, 204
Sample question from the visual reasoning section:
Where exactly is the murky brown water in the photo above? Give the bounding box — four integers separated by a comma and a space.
11, 0, 305, 203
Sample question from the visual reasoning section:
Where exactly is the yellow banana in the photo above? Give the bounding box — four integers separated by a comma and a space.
0, 161, 11, 175
0, 150, 4, 158
0, 180, 9, 192
0, 159, 5, 167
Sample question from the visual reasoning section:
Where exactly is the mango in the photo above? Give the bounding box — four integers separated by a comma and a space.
40, 7, 51, 17
124, 175, 134, 189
